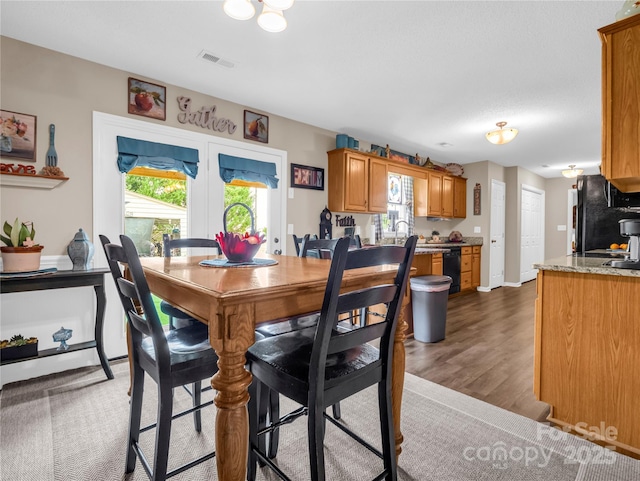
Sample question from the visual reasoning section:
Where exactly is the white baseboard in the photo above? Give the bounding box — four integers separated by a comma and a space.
503, 282, 522, 288
476, 286, 491, 292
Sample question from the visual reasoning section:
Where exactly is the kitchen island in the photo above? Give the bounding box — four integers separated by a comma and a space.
533, 255, 640, 458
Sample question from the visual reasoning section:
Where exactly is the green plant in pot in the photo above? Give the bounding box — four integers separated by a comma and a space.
0, 218, 44, 272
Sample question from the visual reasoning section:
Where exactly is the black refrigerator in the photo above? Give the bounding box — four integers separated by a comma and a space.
576, 174, 640, 253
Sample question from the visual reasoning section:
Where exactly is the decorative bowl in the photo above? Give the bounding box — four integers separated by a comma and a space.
215, 231, 265, 263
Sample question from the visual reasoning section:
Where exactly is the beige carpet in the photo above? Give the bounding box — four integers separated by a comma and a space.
1, 360, 638, 480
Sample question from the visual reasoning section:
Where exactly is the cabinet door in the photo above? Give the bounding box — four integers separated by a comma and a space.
442, 175, 454, 218
453, 177, 467, 218
368, 158, 388, 213
472, 248, 481, 287
599, 15, 640, 192
344, 153, 369, 212
431, 253, 443, 275
413, 177, 428, 217
427, 171, 443, 216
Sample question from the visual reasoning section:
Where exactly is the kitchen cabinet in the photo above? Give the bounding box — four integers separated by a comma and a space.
413, 177, 428, 217
599, 15, 640, 192
427, 170, 463, 218
534, 269, 640, 458
431, 252, 443, 275
453, 177, 467, 218
460, 246, 472, 291
471, 246, 481, 288
327, 149, 387, 213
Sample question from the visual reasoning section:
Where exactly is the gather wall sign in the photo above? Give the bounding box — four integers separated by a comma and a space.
176, 96, 237, 134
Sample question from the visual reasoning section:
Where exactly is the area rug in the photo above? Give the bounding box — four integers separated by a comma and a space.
1, 361, 638, 480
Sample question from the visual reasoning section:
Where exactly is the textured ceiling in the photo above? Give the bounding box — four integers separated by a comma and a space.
1, 0, 624, 178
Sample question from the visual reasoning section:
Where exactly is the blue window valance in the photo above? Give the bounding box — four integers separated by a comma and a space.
218, 154, 279, 188
117, 136, 199, 179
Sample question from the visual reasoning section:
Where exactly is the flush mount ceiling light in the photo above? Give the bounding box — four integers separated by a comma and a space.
562, 165, 584, 178
223, 0, 294, 32
485, 121, 519, 145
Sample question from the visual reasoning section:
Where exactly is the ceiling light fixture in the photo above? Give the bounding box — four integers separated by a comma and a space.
562, 165, 584, 178
485, 121, 519, 145
223, 0, 294, 32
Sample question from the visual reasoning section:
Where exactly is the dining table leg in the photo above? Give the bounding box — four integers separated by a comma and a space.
209, 307, 255, 481
392, 290, 410, 461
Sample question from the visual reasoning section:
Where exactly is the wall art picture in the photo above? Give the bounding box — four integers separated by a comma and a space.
388, 174, 402, 203
244, 110, 269, 143
128, 77, 166, 120
0, 110, 37, 162
291, 163, 324, 190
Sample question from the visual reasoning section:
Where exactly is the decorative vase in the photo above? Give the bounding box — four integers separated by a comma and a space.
0, 245, 44, 272
616, 0, 640, 20
67, 228, 94, 271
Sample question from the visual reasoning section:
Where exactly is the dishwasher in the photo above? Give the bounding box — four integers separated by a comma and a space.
443, 247, 461, 294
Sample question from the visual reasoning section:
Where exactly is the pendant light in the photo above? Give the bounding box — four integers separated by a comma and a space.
257, 4, 287, 32
223, 0, 255, 20
562, 165, 583, 178
485, 121, 519, 145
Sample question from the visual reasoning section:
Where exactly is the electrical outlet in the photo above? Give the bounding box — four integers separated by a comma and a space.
557, 225, 567, 231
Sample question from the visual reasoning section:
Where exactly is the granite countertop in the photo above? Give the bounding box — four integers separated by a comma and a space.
415, 236, 484, 248
534, 255, 640, 278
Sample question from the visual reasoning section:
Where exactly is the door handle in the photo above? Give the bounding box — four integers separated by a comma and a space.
491, 239, 496, 243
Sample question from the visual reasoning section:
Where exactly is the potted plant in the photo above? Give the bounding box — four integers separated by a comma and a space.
0, 334, 39, 361
0, 218, 43, 272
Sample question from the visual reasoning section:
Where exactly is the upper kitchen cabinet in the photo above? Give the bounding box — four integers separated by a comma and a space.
427, 170, 465, 218
328, 148, 387, 213
453, 176, 467, 218
599, 15, 640, 192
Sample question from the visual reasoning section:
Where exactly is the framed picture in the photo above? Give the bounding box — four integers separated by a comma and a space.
128, 77, 166, 120
244, 110, 269, 143
291, 163, 324, 190
388, 174, 402, 203
0, 110, 37, 162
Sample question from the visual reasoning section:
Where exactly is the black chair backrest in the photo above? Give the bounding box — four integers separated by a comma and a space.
292, 234, 318, 256
162, 234, 220, 257
299, 236, 340, 259
311, 236, 417, 386
100, 234, 170, 365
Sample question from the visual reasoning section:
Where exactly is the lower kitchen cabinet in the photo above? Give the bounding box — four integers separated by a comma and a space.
460, 246, 472, 290
471, 246, 481, 288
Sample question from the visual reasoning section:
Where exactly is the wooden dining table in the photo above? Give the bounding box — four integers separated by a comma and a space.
140, 253, 411, 481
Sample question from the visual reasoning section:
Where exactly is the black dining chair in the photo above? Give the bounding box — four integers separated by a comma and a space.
292, 233, 318, 256
160, 234, 220, 329
100, 234, 217, 481
247, 236, 417, 481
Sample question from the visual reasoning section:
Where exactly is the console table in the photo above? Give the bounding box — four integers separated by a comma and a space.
0, 268, 114, 380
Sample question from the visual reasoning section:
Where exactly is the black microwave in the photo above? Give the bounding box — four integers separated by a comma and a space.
607, 182, 640, 209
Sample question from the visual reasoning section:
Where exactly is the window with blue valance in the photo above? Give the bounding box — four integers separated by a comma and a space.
218, 154, 279, 188
117, 136, 199, 179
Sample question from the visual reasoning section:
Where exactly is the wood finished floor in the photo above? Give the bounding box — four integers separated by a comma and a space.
404, 280, 550, 422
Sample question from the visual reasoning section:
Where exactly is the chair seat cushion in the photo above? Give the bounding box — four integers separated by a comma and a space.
255, 314, 320, 337
141, 322, 213, 359
248, 326, 380, 392
160, 300, 192, 319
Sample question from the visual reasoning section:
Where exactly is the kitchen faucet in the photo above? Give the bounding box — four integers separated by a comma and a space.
394, 220, 410, 245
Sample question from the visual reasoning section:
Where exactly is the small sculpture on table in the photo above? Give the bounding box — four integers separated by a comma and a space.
53, 326, 73, 351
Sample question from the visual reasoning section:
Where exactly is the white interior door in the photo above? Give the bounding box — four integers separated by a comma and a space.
490, 179, 505, 289
520, 185, 545, 283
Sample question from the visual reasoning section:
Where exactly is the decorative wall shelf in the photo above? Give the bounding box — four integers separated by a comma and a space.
0, 172, 69, 189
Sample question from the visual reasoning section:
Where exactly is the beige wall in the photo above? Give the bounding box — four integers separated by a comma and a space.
544, 177, 577, 259
1, 37, 337, 255
2, 36, 577, 282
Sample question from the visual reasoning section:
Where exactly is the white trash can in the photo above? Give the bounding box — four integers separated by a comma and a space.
410, 275, 452, 343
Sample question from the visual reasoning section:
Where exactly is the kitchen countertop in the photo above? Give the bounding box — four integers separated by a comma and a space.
534, 255, 640, 278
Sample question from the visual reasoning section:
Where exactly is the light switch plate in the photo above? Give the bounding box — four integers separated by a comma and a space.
288, 188, 294, 199
287, 224, 294, 235
474, 226, 481, 233
557, 225, 567, 231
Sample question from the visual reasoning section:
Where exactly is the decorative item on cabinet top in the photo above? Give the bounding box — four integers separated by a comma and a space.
445, 163, 464, 176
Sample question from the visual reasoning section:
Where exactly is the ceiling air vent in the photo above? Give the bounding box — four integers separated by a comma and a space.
198, 50, 235, 69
